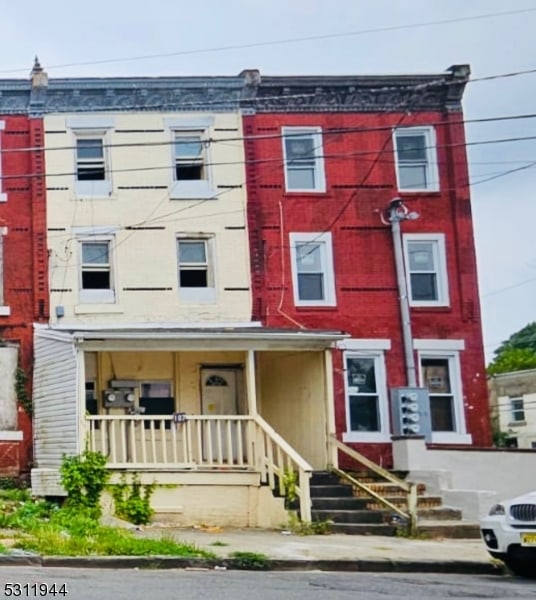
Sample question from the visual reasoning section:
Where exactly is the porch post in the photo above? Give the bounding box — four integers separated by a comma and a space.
324, 349, 338, 469
245, 349, 258, 415
76, 346, 87, 453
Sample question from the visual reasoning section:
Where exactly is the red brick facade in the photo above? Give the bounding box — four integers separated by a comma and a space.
243, 85, 492, 465
0, 115, 48, 475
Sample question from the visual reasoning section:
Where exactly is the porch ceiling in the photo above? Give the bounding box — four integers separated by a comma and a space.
64, 326, 348, 351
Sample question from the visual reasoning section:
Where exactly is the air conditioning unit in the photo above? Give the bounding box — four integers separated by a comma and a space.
103, 388, 136, 408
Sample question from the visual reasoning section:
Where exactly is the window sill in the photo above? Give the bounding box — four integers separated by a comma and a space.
170, 181, 217, 200
0, 192, 7, 203
430, 432, 472, 444
0, 306, 10, 316
74, 304, 123, 315
179, 287, 217, 304
508, 421, 526, 427
343, 432, 392, 444
74, 180, 112, 198
283, 192, 331, 199
398, 189, 441, 195
410, 305, 451, 311
295, 305, 338, 311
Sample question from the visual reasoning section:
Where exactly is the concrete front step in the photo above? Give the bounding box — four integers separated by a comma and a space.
416, 521, 481, 539
310, 484, 353, 498
312, 509, 385, 524
364, 495, 443, 510
329, 522, 397, 536
311, 497, 369, 510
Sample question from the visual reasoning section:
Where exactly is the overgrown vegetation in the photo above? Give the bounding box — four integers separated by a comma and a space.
283, 512, 333, 535
15, 366, 32, 416
60, 450, 109, 517
110, 474, 155, 525
227, 551, 270, 570
0, 452, 213, 558
488, 322, 536, 374
281, 470, 298, 508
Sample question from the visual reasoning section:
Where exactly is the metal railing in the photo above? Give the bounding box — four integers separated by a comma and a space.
329, 434, 418, 535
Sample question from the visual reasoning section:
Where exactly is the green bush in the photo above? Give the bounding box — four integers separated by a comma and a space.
110, 474, 155, 525
59, 450, 109, 516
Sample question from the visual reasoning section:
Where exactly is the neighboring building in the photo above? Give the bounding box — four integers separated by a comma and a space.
241, 65, 492, 466
488, 369, 536, 449
0, 64, 49, 474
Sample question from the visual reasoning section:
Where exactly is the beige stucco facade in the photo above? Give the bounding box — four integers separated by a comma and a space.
488, 369, 536, 449
44, 112, 251, 325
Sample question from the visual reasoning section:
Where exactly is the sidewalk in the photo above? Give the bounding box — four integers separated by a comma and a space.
0, 525, 505, 574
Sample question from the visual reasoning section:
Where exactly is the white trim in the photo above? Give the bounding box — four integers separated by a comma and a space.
289, 232, 336, 307
164, 116, 215, 129
0, 121, 5, 202
0, 306, 11, 316
342, 350, 391, 443
74, 304, 123, 314
403, 233, 449, 307
337, 338, 391, 351
417, 349, 469, 440
49, 320, 263, 331
282, 126, 326, 193
0, 430, 23, 441
393, 126, 439, 192
78, 236, 116, 305
0, 121, 5, 130
67, 116, 115, 129
413, 339, 465, 351
72, 226, 120, 235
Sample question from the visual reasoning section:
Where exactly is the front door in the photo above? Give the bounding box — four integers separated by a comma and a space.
201, 369, 239, 415
200, 368, 241, 462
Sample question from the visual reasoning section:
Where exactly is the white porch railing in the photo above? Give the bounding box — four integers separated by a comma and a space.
86, 414, 313, 521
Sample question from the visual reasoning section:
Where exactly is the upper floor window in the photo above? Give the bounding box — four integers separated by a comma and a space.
289, 232, 336, 306
510, 397, 525, 423
0, 120, 6, 202
174, 132, 206, 181
403, 233, 449, 307
0, 227, 9, 316
282, 127, 325, 192
67, 117, 114, 198
394, 127, 439, 192
177, 236, 216, 304
79, 238, 115, 303
165, 116, 216, 200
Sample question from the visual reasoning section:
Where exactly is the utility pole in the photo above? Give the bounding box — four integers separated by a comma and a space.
386, 198, 419, 388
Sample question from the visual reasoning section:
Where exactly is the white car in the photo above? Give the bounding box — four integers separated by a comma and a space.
480, 490, 536, 577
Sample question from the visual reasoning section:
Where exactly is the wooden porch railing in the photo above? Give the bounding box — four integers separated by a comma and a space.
86, 414, 313, 522
253, 415, 313, 522
329, 434, 418, 535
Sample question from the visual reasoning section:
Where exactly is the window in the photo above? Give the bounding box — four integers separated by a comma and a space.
403, 234, 449, 306
139, 381, 174, 429
76, 138, 105, 181
282, 127, 325, 192
0, 227, 9, 316
0, 120, 6, 202
510, 397, 525, 423
175, 132, 205, 181
418, 350, 470, 443
85, 381, 98, 415
177, 237, 216, 303
342, 349, 390, 442
165, 116, 215, 199
394, 127, 438, 191
79, 239, 115, 303
289, 232, 336, 306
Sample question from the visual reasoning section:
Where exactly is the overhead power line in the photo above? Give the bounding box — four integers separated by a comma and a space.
1, 8, 535, 74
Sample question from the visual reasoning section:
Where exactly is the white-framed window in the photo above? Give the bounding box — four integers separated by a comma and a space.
403, 233, 449, 307
342, 350, 390, 443
282, 127, 325, 192
393, 126, 439, 192
79, 238, 115, 303
177, 236, 216, 303
418, 349, 471, 444
73, 132, 112, 196
289, 232, 336, 306
510, 397, 525, 423
165, 117, 216, 199
0, 120, 6, 202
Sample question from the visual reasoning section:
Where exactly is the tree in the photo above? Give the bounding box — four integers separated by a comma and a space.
493, 322, 536, 356
487, 346, 536, 375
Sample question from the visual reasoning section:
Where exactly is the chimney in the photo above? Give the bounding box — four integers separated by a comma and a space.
31, 56, 48, 88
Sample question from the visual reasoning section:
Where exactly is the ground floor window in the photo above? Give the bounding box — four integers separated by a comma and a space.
343, 350, 390, 442
139, 381, 174, 428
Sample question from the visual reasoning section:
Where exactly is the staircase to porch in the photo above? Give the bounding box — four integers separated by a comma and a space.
309, 470, 481, 538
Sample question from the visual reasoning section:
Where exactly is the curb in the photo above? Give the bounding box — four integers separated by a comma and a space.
0, 555, 506, 575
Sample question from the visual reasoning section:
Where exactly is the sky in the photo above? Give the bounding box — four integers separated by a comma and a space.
1, 0, 535, 362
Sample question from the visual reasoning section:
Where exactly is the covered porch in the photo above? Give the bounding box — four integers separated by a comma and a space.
32, 325, 345, 526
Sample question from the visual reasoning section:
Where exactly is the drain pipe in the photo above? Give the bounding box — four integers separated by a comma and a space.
386, 198, 419, 388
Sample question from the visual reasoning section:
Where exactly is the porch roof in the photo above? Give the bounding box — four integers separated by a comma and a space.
39, 325, 349, 351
